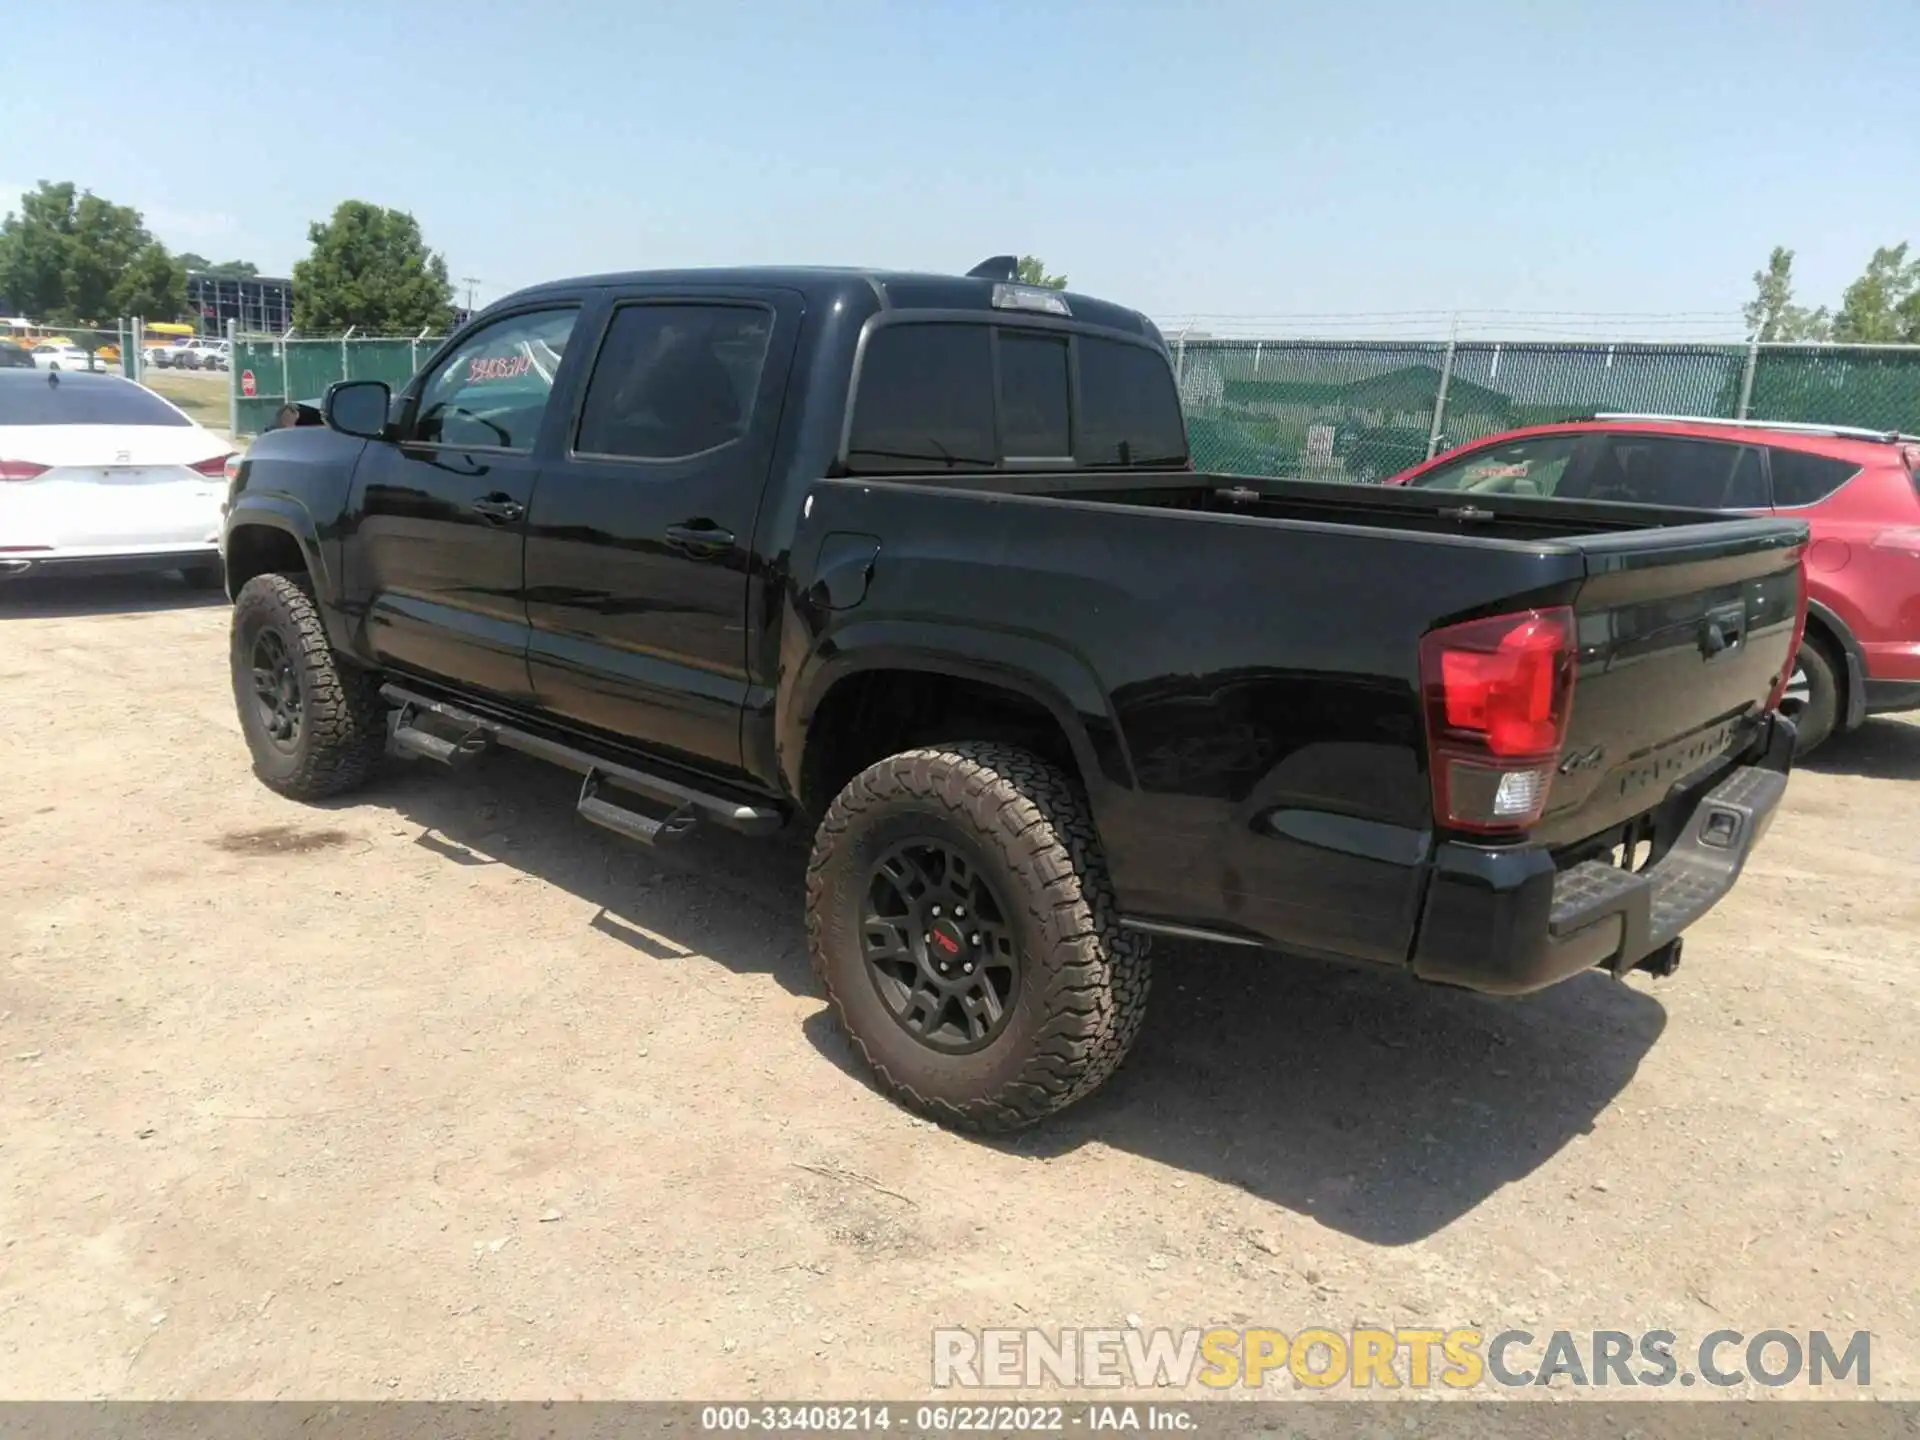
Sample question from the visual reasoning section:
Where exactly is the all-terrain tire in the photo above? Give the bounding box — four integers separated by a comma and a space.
1786, 638, 1841, 756
230, 572, 388, 800
806, 743, 1152, 1131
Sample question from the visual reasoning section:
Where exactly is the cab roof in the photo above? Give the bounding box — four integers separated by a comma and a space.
497, 264, 1166, 346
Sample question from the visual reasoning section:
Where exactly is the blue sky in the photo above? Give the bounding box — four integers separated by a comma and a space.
4, 0, 1916, 335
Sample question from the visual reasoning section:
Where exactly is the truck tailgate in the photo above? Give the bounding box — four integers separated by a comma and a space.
1534, 517, 1806, 848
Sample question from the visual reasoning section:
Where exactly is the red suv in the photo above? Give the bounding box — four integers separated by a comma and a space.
1387, 413, 1920, 754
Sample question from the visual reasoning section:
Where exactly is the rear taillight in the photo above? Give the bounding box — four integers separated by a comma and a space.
1419, 607, 1577, 834
190, 454, 234, 478
0, 459, 48, 482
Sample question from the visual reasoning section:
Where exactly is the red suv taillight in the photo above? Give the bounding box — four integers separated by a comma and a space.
0, 459, 49, 482
1419, 607, 1577, 834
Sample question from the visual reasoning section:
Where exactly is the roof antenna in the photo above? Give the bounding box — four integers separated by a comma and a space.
965, 255, 1019, 282
46, 369, 58, 388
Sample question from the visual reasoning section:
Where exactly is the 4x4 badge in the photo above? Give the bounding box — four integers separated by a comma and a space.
1559, 745, 1605, 774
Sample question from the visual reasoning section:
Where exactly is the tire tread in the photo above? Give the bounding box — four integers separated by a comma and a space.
806, 742, 1151, 1132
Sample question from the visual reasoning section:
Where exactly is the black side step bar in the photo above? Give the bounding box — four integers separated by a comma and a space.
380, 683, 786, 843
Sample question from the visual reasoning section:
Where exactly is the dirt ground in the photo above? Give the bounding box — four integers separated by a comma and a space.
2, 574, 1916, 1402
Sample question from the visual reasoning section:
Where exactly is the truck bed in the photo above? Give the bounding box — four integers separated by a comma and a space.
916, 467, 1780, 545
794, 470, 1807, 968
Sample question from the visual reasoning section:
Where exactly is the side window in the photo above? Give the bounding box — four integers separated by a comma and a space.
1409, 435, 1583, 495
414, 308, 576, 450
1578, 437, 1765, 508
575, 303, 773, 461
997, 331, 1070, 458
1769, 447, 1860, 508
845, 324, 996, 473
1077, 337, 1187, 467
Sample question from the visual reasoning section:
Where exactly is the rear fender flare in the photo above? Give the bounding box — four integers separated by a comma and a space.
780, 620, 1133, 801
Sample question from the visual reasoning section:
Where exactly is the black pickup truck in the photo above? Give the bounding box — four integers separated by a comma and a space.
221, 258, 1809, 1130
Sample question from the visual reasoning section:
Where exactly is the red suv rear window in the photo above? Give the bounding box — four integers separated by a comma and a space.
1767, 448, 1860, 508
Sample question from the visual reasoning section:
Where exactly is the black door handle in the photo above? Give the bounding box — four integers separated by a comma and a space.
471, 495, 524, 524
664, 521, 735, 558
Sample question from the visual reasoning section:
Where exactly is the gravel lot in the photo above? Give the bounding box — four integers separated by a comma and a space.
2, 574, 1916, 1401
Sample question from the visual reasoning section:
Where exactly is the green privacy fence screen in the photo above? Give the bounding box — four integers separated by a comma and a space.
227, 335, 1920, 470
1174, 340, 1920, 480
228, 335, 443, 436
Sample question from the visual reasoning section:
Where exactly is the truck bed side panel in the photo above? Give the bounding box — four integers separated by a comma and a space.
791, 480, 1591, 963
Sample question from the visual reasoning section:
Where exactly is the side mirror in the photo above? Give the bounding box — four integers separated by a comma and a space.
324, 380, 392, 441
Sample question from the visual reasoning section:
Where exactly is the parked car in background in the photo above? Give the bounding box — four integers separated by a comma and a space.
0, 370, 233, 586
198, 340, 231, 371
0, 342, 35, 370
30, 342, 110, 373
148, 339, 201, 369
1388, 413, 1920, 754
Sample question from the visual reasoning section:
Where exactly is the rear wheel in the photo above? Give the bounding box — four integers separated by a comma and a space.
806, 743, 1151, 1131
230, 572, 388, 800
1780, 638, 1840, 755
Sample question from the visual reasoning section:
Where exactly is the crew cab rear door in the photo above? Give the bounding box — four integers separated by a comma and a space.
522, 286, 803, 776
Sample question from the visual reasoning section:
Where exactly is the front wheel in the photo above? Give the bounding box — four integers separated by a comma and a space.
806, 743, 1152, 1131
229, 572, 389, 800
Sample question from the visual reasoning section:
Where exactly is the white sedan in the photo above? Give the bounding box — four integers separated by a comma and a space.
0, 370, 234, 586
31, 342, 111, 373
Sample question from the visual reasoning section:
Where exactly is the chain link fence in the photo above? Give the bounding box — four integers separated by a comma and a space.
207, 330, 1920, 463
1175, 339, 1920, 479
1, 323, 132, 376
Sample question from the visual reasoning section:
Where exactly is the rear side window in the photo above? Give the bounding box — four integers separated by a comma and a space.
845, 324, 996, 472
1768, 447, 1860, 508
0, 377, 190, 427
1077, 337, 1187, 467
575, 303, 772, 461
1573, 437, 1767, 509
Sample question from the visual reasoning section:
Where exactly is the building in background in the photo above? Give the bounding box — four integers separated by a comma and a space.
188, 272, 292, 336
187, 271, 471, 336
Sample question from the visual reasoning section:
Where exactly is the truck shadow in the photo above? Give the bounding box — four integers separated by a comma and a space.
364, 748, 1666, 1248
365, 749, 818, 994
926, 946, 1668, 1246
0, 573, 225, 618
1799, 718, 1920, 782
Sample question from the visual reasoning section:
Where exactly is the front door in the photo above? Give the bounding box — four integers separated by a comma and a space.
344, 304, 582, 702
523, 291, 800, 775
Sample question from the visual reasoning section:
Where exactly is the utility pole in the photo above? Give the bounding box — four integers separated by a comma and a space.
460, 276, 482, 313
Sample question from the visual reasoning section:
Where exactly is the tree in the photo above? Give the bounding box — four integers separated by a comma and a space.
1742, 246, 1830, 342
1015, 255, 1068, 290
178, 252, 260, 279
0, 180, 187, 325
1832, 243, 1920, 344
292, 201, 454, 333
115, 242, 188, 320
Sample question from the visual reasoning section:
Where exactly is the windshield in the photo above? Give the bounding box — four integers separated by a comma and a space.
0, 377, 192, 427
